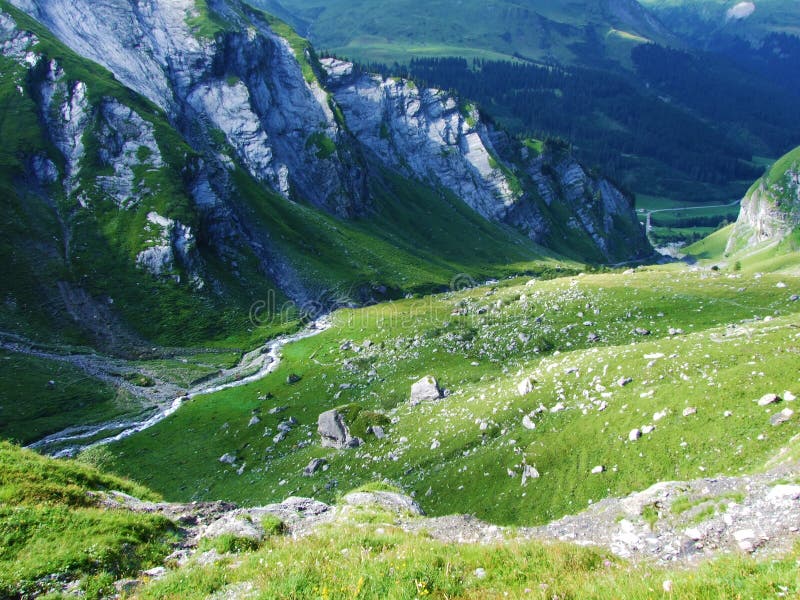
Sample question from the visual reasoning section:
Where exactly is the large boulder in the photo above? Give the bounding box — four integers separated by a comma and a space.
410, 376, 442, 405
317, 409, 362, 449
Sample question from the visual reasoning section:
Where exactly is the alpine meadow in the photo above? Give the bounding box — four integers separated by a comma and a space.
1, 1, 800, 599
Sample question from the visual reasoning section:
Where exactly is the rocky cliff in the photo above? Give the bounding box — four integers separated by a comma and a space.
0, 0, 652, 350
322, 58, 651, 262
727, 146, 800, 253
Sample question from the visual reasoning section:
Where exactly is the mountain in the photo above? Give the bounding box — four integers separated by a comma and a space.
249, 0, 800, 209
0, 0, 650, 354
726, 145, 800, 253
640, 0, 800, 40
248, 0, 677, 66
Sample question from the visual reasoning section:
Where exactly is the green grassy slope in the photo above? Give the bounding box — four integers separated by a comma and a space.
0, 442, 174, 598
138, 519, 800, 599
90, 268, 800, 526
4, 439, 800, 599
249, 0, 670, 66
640, 0, 800, 38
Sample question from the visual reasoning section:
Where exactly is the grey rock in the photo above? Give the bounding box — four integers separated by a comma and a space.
410, 376, 442, 405
758, 393, 782, 407
302, 458, 327, 477
202, 513, 264, 542
317, 409, 356, 449
219, 453, 236, 465
770, 408, 794, 426
342, 491, 424, 516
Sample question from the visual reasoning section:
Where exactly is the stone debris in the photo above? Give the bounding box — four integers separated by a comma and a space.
521, 464, 540, 486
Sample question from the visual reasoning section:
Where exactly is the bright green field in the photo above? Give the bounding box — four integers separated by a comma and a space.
88, 268, 800, 526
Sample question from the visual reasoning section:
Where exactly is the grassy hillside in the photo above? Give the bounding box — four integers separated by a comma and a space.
249, 0, 671, 66
641, 0, 800, 38
138, 518, 800, 599
0, 442, 174, 598
3, 439, 800, 599
88, 268, 800, 526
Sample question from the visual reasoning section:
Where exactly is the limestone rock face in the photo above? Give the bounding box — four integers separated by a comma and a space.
727, 148, 800, 252
322, 57, 652, 263
10, 0, 367, 217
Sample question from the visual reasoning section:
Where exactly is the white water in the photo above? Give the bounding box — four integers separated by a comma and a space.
29, 317, 331, 457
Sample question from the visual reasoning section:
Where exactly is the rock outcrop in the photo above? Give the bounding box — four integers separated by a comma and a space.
322, 57, 652, 263
727, 146, 800, 253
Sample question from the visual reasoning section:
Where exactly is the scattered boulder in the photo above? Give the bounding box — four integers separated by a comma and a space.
617, 377, 633, 387
317, 410, 361, 449
286, 373, 302, 385
219, 453, 236, 465
248, 415, 261, 427
770, 408, 794, 426
410, 376, 442, 405
522, 414, 537, 430
642, 425, 656, 435
757, 393, 781, 407
202, 513, 264, 543
342, 491, 424, 516
790, 295, 799, 302
629, 429, 642, 442
634, 328, 651, 336
682, 407, 697, 417
517, 377, 535, 396
785, 391, 797, 402
302, 458, 327, 477
733, 528, 757, 552
368, 425, 386, 439
521, 464, 540, 486
587, 332, 601, 343
550, 402, 566, 413
653, 410, 668, 422
591, 465, 606, 475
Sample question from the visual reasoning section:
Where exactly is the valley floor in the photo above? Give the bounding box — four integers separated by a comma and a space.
4, 262, 800, 598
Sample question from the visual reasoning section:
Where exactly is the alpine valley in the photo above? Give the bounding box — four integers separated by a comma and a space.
0, 1, 799, 599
